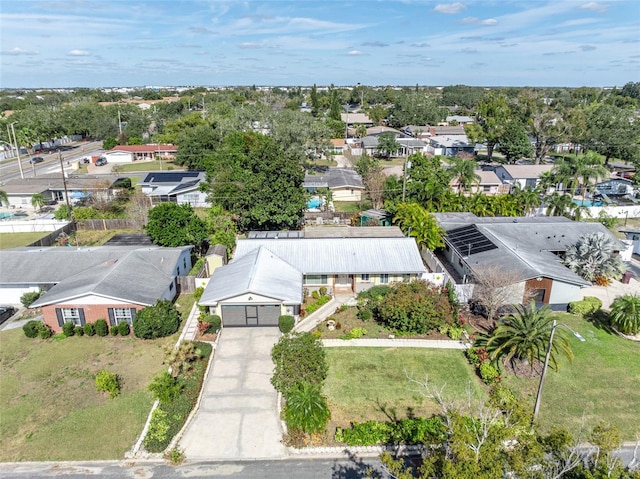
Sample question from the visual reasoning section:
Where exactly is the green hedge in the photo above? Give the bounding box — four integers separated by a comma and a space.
279, 315, 295, 333
568, 296, 602, 315
335, 416, 446, 446
305, 295, 331, 315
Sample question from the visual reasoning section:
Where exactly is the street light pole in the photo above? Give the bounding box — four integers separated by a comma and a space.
58, 150, 73, 222
532, 320, 585, 423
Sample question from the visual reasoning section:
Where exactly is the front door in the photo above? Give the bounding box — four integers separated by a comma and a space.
334, 274, 353, 292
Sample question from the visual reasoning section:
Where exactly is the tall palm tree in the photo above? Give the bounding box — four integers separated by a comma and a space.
31, 193, 46, 212
576, 151, 609, 204
609, 294, 640, 335
512, 187, 542, 216
354, 123, 367, 139
448, 158, 480, 194
544, 192, 574, 217
477, 300, 574, 372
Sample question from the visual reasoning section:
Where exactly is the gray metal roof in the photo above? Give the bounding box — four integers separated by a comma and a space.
0, 246, 191, 306
233, 237, 426, 274
436, 214, 624, 286
305, 225, 404, 238
199, 247, 303, 305
303, 168, 364, 190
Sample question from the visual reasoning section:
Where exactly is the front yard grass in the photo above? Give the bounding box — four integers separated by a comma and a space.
0, 232, 49, 249
0, 328, 173, 461
324, 348, 485, 429
112, 160, 184, 173
503, 313, 640, 440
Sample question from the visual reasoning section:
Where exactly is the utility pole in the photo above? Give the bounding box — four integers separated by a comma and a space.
402, 159, 411, 201
10, 122, 25, 179
58, 150, 73, 222
118, 110, 122, 135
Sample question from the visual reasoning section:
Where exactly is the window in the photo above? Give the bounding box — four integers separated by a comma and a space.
361, 274, 370, 281
305, 275, 328, 285
483, 185, 491, 192
183, 257, 187, 269
62, 308, 82, 326
109, 308, 135, 326
380, 274, 389, 284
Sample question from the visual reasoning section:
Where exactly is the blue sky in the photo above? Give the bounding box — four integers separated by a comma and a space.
1, 0, 639, 89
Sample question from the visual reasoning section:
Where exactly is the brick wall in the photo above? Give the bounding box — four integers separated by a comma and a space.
43, 303, 144, 333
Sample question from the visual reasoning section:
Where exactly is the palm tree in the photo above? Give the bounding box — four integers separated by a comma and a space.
544, 192, 574, 217
0, 190, 8, 207
477, 300, 574, 372
393, 202, 445, 251
512, 186, 542, 216
354, 123, 367, 139
609, 294, 640, 335
448, 158, 480, 194
563, 232, 626, 282
31, 193, 46, 212
284, 382, 330, 437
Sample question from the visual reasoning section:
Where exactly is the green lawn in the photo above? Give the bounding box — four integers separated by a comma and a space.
0, 328, 173, 461
73, 228, 142, 246
0, 232, 49, 249
324, 348, 485, 427
504, 313, 640, 440
112, 160, 184, 173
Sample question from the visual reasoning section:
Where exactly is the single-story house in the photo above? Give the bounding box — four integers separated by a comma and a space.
199, 232, 426, 326
594, 178, 635, 197
329, 139, 346, 154
0, 174, 123, 208
104, 144, 178, 164
303, 168, 364, 202
492, 164, 554, 191
138, 171, 210, 207
427, 135, 475, 157
341, 112, 373, 127
0, 246, 192, 332
448, 170, 505, 196
619, 230, 640, 255
433, 213, 625, 308
445, 115, 474, 125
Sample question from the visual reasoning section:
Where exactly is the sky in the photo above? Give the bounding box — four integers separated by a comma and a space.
1, 0, 639, 89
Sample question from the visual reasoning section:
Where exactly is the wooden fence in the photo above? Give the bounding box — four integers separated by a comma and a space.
28, 222, 77, 247
75, 218, 142, 231
176, 276, 196, 294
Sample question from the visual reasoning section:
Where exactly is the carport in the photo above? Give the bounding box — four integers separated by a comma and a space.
199, 246, 303, 328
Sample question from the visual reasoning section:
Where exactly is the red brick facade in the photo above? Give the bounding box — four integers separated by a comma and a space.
42, 303, 144, 333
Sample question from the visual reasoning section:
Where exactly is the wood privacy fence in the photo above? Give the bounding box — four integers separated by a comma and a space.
28, 222, 77, 247
176, 276, 196, 294
75, 218, 143, 231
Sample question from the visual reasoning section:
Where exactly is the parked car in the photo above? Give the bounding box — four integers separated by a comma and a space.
0, 306, 16, 325
95, 157, 108, 166
30, 157, 44, 164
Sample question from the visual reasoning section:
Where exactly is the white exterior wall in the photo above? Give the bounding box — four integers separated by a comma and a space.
332, 188, 363, 202
548, 280, 582, 305
0, 285, 40, 304
104, 151, 134, 163
176, 190, 211, 207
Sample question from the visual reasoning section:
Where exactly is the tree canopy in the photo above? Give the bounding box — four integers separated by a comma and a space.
144, 203, 209, 253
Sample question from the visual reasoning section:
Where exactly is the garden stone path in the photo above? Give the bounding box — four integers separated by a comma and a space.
178, 327, 286, 460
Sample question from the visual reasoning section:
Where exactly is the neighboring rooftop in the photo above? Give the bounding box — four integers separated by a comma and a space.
303, 168, 364, 190
304, 225, 404, 238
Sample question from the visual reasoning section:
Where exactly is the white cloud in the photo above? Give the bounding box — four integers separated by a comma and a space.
460, 17, 497, 26
480, 18, 497, 26
68, 49, 90, 56
238, 42, 263, 49
1, 47, 39, 56
347, 50, 364, 56
580, 2, 608, 12
433, 3, 466, 14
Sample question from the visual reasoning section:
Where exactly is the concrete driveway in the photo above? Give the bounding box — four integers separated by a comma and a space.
179, 327, 286, 460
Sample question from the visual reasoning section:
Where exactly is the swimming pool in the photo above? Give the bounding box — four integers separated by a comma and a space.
307, 198, 323, 209
0, 212, 14, 220
573, 199, 604, 207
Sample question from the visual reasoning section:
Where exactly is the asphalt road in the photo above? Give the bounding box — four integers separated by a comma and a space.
0, 140, 103, 183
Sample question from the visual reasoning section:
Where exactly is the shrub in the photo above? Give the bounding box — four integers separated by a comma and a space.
284, 382, 330, 434
447, 326, 464, 340
335, 420, 391, 446
279, 315, 295, 334
305, 295, 331, 315
357, 285, 392, 300
319, 286, 328, 297
568, 296, 602, 316
203, 314, 221, 333
133, 299, 181, 339
23, 320, 41, 338
62, 321, 76, 337
118, 321, 130, 336
110, 326, 119, 336
164, 447, 185, 466
357, 309, 372, 321
479, 362, 501, 386
347, 327, 367, 339
148, 371, 183, 403
271, 332, 327, 395
311, 290, 320, 300
20, 290, 42, 308
75, 326, 85, 336
144, 408, 170, 448
609, 293, 640, 335
193, 286, 205, 302
84, 322, 96, 336
389, 417, 447, 444
95, 319, 109, 337
95, 369, 120, 398
38, 324, 52, 339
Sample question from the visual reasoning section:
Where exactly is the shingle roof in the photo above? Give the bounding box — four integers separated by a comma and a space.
140, 171, 203, 184
304, 168, 364, 190
0, 246, 191, 306
500, 164, 554, 179
199, 247, 303, 305
233, 237, 426, 275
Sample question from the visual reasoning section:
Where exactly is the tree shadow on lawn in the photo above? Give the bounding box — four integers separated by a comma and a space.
583, 310, 617, 335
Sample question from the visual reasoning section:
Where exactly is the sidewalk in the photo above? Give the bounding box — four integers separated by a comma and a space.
293, 294, 356, 333
179, 302, 200, 342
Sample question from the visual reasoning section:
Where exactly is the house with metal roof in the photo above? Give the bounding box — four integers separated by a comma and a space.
303, 168, 364, 202
104, 144, 178, 163
199, 235, 426, 327
492, 164, 554, 190
427, 135, 475, 157
433, 213, 626, 308
138, 171, 210, 207
0, 246, 192, 332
